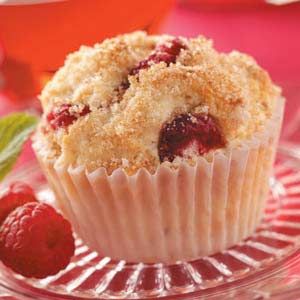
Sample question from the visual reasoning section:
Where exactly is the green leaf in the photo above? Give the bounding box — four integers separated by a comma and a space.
0, 112, 38, 182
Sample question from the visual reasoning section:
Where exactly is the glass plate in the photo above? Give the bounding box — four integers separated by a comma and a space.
1, 148, 300, 299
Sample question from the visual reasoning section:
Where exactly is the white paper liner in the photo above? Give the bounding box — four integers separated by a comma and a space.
33, 98, 285, 263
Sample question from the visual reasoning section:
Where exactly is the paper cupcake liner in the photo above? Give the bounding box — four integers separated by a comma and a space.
33, 98, 284, 263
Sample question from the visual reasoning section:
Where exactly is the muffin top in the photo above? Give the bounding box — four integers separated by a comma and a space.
36, 31, 280, 175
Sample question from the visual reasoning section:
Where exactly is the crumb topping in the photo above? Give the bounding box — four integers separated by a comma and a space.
36, 31, 281, 174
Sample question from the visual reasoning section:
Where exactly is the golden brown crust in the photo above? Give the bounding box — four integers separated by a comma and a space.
36, 31, 281, 174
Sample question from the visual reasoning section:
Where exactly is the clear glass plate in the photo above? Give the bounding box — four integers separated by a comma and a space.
1, 148, 300, 299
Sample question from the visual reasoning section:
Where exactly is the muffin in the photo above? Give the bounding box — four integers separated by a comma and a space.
33, 31, 284, 263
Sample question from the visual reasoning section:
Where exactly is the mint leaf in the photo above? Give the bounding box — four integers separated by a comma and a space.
0, 113, 38, 182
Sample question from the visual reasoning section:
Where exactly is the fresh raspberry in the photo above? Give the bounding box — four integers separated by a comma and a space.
158, 113, 226, 162
0, 202, 75, 278
130, 38, 186, 75
47, 104, 90, 130
0, 182, 37, 226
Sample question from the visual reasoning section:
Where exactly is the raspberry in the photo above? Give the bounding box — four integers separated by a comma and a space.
0, 182, 37, 226
130, 38, 186, 75
0, 202, 75, 278
149, 52, 175, 65
156, 37, 187, 56
47, 104, 90, 130
158, 113, 226, 162
130, 57, 152, 76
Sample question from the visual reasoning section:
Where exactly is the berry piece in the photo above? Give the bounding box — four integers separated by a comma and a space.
119, 79, 130, 90
130, 38, 186, 76
156, 37, 187, 56
158, 113, 226, 162
0, 202, 75, 278
47, 104, 90, 130
0, 182, 37, 226
130, 58, 151, 76
115, 80, 130, 102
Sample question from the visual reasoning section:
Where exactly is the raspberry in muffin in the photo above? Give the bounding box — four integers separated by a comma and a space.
33, 31, 284, 263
